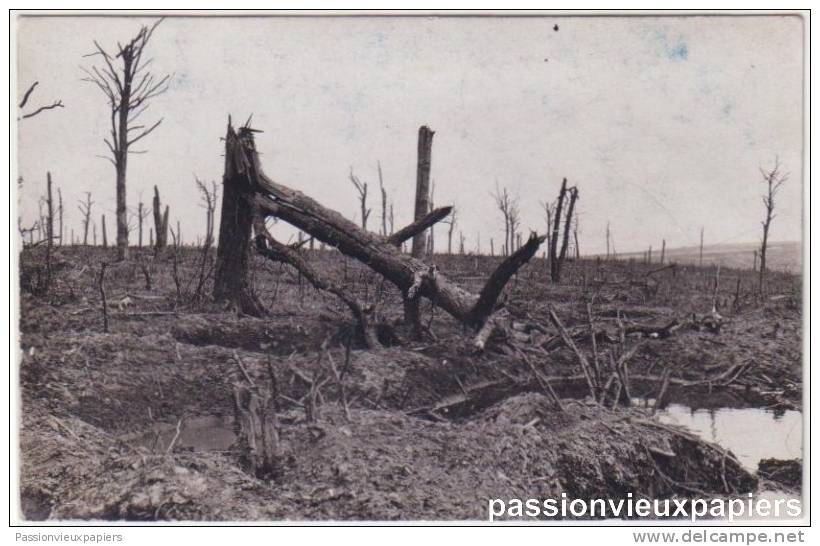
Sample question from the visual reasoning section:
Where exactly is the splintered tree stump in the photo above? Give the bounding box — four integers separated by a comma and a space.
213, 121, 266, 316
232, 381, 282, 479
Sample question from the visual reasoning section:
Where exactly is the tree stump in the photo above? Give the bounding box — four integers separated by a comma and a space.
232, 381, 282, 479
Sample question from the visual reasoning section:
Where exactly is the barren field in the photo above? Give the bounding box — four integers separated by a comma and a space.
17, 244, 802, 521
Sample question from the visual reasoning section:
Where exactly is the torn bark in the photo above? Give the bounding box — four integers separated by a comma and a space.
231, 355, 282, 479
213, 121, 266, 316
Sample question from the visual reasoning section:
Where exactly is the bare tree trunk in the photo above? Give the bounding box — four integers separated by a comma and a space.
101, 214, 108, 248
699, 226, 704, 267
138, 201, 144, 248
213, 122, 266, 316
152, 186, 169, 251
407, 125, 434, 337
45, 173, 54, 291
660, 239, 666, 264
411, 126, 434, 259
115, 159, 128, 260
549, 178, 567, 281
758, 160, 786, 293
378, 161, 387, 236
80, 192, 92, 246
556, 186, 578, 282
57, 188, 63, 247
573, 228, 580, 259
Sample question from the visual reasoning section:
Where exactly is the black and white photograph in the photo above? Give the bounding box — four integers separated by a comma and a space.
10, 9, 809, 532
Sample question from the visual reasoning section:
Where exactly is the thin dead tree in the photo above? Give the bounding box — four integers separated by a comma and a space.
78, 192, 93, 245
555, 185, 579, 281
137, 201, 150, 248
446, 205, 457, 254
509, 202, 521, 254
101, 214, 108, 248
81, 19, 171, 261
18, 81, 63, 120
758, 157, 788, 293
427, 180, 436, 256
493, 183, 519, 256
541, 200, 555, 270
549, 178, 568, 280
699, 226, 704, 267
377, 161, 388, 236
57, 188, 64, 247
196, 177, 219, 247
152, 185, 170, 251
349, 168, 371, 230
43, 173, 55, 291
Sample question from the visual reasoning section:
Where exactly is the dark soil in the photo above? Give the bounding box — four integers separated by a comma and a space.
17, 246, 801, 521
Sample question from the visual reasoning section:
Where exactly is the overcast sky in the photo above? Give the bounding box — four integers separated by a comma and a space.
15, 14, 804, 254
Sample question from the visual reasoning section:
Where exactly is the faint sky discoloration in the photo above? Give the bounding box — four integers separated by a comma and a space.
14, 15, 804, 254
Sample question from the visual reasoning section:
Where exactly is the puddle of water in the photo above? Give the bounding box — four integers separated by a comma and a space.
128, 415, 237, 453
652, 403, 802, 473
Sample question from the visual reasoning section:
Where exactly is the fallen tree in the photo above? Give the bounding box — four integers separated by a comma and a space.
213, 120, 546, 346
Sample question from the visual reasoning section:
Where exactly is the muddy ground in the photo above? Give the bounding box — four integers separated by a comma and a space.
17, 245, 802, 521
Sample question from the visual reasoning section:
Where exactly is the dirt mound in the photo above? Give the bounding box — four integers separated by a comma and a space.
20, 393, 756, 521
